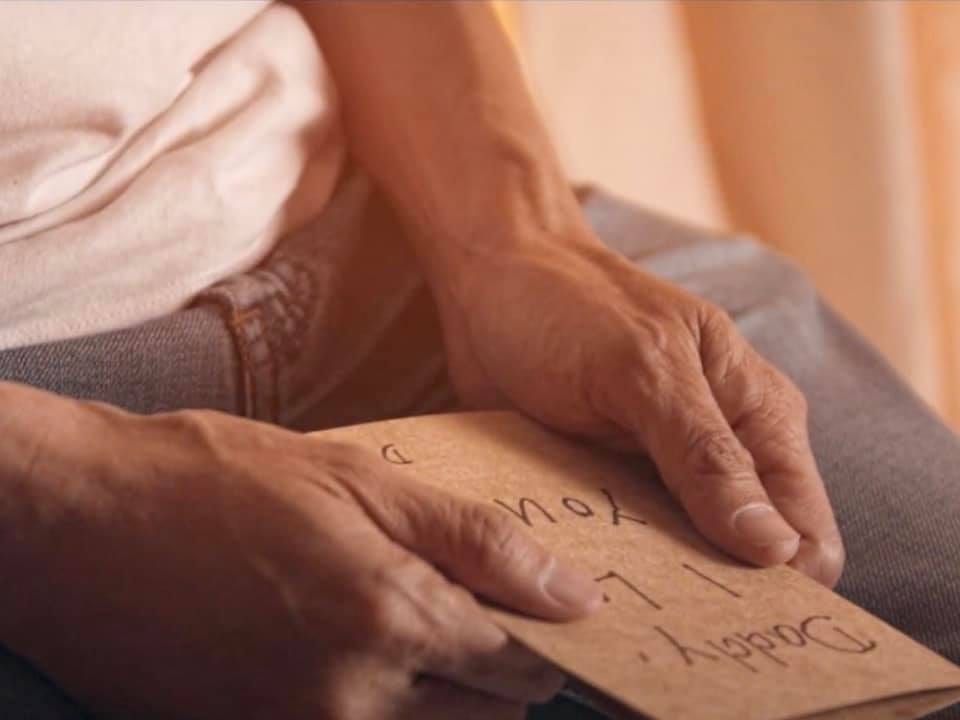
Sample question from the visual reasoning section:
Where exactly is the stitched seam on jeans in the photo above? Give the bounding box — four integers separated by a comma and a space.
231, 301, 278, 424
193, 286, 279, 423
231, 306, 263, 420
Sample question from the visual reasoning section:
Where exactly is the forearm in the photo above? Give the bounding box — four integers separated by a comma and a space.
291, 1, 586, 283
0, 383, 66, 653
0, 383, 124, 652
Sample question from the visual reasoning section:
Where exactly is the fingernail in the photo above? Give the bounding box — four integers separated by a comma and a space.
732, 503, 800, 556
541, 558, 604, 614
792, 537, 845, 587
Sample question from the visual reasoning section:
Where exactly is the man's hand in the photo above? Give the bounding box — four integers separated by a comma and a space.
288, 1, 842, 586
0, 385, 600, 720
432, 231, 845, 588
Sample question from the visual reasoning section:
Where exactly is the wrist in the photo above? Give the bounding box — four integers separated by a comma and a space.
393, 128, 587, 279
416, 199, 601, 315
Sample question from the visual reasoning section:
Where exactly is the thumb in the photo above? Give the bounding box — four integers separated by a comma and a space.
338, 463, 603, 621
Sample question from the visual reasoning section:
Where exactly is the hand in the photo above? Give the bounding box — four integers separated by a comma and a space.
432, 228, 844, 587
0, 388, 601, 720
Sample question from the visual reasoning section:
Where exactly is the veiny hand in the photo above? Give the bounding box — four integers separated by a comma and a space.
0, 389, 601, 720
433, 229, 844, 587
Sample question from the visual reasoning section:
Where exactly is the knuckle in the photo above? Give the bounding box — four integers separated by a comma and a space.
752, 371, 811, 447
358, 585, 406, 642
320, 440, 367, 472
682, 428, 754, 488
699, 309, 745, 386
698, 303, 737, 345
780, 376, 809, 415
359, 559, 427, 650
319, 441, 381, 486
633, 314, 677, 360
588, 298, 714, 418
770, 386, 809, 438
596, 327, 661, 385
464, 504, 534, 575
612, 326, 698, 412
699, 302, 735, 334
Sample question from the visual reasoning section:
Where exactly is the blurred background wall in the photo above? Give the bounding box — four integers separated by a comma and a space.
498, 0, 960, 429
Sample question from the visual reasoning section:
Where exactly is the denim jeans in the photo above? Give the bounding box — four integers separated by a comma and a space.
1, 172, 957, 719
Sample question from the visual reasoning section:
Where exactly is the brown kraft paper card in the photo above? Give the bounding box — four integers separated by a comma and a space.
314, 411, 960, 720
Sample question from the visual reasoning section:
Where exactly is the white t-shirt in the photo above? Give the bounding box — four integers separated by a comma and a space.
0, 1, 345, 350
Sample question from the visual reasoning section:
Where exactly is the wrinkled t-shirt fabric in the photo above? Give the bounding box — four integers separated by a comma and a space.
0, 0, 345, 350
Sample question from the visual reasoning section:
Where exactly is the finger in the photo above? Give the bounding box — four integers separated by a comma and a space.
432, 640, 565, 706
397, 677, 527, 720
641, 369, 802, 567
727, 366, 843, 587
340, 532, 563, 705
702, 331, 844, 586
415, 583, 566, 704
333, 459, 603, 620
591, 327, 803, 566
368, 549, 566, 703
